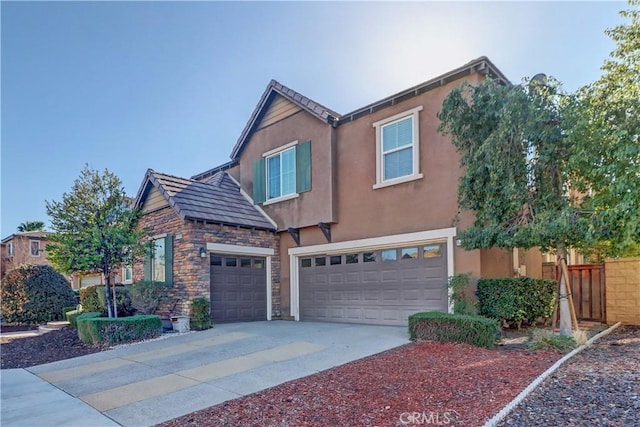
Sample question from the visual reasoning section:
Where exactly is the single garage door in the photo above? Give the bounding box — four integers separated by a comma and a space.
210, 254, 267, 323
299, 243, 448, 326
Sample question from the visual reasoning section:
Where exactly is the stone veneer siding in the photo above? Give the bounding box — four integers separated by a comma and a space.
605, 257, 640, 325
134, 206, 280, 319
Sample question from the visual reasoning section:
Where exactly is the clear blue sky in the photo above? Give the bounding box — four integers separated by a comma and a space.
0, 1, 627, 237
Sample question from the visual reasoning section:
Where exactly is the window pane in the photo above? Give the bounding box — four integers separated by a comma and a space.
124, 266, 133, 281
240, 258, 252, 268
384, 147, 413, 180
346, 254, 359, 264
210, 255, 222, 266
152, 239, 165, 282
226, 257, 237, 267
401, 247, 418, 259
301, 258, 312, 268
267, 155, 281, 199
381, 249, 397, 261
423, 245, 442, 258
382, 117, 412, 152
281, 148, 296, 196
330, 255, 342, 265
363, 252, 376, 263
30, 241, 40, 256
254, 258, 265, 269
315, 257, 326, 266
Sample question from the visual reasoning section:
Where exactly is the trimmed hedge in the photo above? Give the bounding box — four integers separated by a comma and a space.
77, 313, 162, 346
408, 312, 500, 349
477, 277, 556, 328
63, 306, 78, 319
1, 265, 77, 324
66, 309, 83, 328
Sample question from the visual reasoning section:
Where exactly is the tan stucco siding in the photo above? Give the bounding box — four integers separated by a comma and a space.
239, 110, 335, 229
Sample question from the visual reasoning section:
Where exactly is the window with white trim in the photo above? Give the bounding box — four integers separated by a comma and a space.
373, 106, 423, 189
122, 265, 133, 284
266, 146, 296, 200
30, 240, 40, 257
7, 242, 14, 257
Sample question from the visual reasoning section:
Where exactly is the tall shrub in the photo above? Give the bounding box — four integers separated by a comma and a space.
129, 281, 171, 314
1, 264, 77, 324
477, 277, 556, 328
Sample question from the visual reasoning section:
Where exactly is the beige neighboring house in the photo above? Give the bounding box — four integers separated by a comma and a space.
1, 231, 52, 277
1, 231, 132, 290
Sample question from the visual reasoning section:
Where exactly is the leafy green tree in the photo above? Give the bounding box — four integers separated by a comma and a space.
438, 77, 583, 335
46, 166, 150, 317
566, 0, 640, 259
17, 220, 45, 232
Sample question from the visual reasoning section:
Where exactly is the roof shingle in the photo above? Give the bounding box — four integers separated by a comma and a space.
136, 170, 275, 231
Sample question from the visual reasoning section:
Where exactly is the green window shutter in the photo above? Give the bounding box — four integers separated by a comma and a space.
296, 140, 312, 193
253, 158, 266, 204
164, 235, 173, 285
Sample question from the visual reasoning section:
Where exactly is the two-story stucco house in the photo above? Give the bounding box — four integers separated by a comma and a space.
133, 57, 542, 326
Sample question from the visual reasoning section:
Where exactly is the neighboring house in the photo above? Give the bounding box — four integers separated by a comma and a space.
1, 231, 52, 277
134, 56, 543, 326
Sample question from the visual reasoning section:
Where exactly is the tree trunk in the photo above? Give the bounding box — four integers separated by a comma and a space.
104, 268, 115, 318
556, 244, 576, 336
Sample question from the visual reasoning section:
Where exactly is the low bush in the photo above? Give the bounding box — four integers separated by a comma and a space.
528, 328, 577, 353
190, 297, 213, 330
80, 285, 134, 316
77, 313, 161, 346
408, 311, 500, 349
97, 285, 134, 316
1, 265, 77, 324
129, 281, 171, 314
448, 273, 476, 315
477, 277, 556, 328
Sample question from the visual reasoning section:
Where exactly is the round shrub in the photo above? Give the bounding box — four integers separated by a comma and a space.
1, 264, 77, 324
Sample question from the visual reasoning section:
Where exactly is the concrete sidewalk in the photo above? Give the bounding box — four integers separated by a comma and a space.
2, 321, 409, 427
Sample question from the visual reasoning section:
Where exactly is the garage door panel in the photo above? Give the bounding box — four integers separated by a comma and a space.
210, 255, 267, 323
299, 243, 448, 326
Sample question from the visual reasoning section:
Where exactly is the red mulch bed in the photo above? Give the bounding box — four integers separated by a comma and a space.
159, 342, 560, 427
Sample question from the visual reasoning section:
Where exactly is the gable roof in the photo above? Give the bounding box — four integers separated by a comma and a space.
134, 169, 276, 231
230, 79, 341, 159
337, 56, 509, 124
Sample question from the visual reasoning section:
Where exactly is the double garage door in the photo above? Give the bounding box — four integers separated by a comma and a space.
210, 254, 267, 323
299, 243, 448, 326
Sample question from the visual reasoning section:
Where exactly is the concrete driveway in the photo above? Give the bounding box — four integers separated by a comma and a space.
2, 321, 409, 427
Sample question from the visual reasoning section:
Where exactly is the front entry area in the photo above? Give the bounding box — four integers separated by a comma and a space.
210, 254, 267, 323
298, 243, 449, 326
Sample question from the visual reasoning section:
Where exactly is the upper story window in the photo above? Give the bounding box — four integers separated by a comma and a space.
253, 140, 312, 205
372, 106, 424, 189
7, 242, 14, 256
30, 240, 41, 257
267, 146, 296, 200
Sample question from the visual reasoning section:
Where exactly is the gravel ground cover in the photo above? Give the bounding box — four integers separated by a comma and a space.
158, 342, 560, 427
498, 325, 640, 426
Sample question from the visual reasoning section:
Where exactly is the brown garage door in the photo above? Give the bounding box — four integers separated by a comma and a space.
299, 243, 448, 326
210, 254, 267, 323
